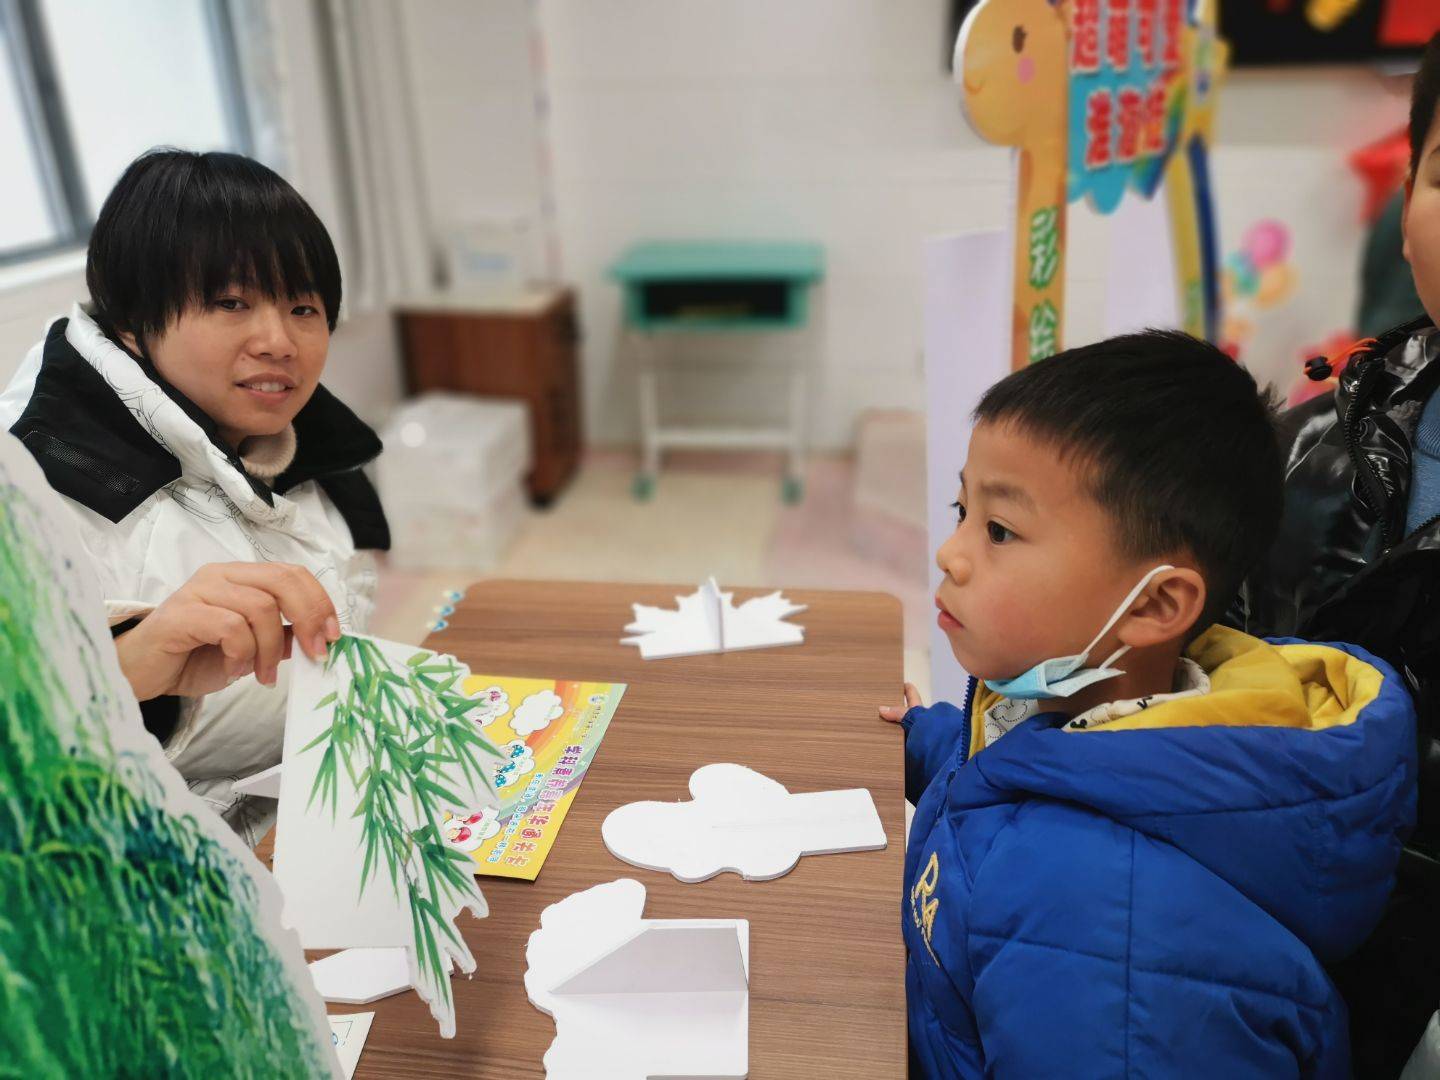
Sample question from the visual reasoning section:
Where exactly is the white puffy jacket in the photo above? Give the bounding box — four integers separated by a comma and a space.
2, 305, 389, 838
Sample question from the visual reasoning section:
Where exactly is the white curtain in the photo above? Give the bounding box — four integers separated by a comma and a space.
228, 0, 437, 317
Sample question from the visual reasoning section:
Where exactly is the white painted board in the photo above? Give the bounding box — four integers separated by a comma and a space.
526, 878, 749, 1079
1105, 185, 1181, 337
924, 231, 1012, 708
310, 948, 413, 1005
603, 764, 886, 882
234, 761, 283, 799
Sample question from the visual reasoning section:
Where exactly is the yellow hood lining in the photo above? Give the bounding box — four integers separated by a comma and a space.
968, 626, 1384, 757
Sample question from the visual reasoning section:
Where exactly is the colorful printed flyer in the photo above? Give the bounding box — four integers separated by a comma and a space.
439, 675, 626, 881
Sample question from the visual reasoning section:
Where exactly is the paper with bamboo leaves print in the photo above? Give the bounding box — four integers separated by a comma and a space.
273, 633, 504, 1038
0, 433, 339, 1078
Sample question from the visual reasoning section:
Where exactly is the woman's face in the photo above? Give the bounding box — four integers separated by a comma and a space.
1405, 103, 1440, 327
128, 287, 330, 448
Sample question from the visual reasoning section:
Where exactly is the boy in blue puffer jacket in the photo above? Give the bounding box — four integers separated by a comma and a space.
880, 331, 1417, 1078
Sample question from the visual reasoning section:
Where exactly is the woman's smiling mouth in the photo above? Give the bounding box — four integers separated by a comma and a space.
236, 374, 296, 404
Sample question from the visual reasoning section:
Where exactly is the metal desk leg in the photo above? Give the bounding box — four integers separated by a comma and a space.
783, 338, 807, 504
634, 332, 660, 501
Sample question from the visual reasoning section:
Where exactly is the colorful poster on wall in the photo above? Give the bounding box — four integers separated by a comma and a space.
1068, 0, 1187, 213
956, 0, 1071, 368
1164, 4, 1226, 341
1219, 0, 1439, 66
446, 674, 626, 881
955, 0, 1225, 364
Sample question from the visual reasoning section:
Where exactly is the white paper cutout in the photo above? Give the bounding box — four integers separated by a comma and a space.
622, 578, 806, 660
233, 761, 283, 799
328, 1012, 374, 1080
603, 764, 887, 882
0, 434, 341, 1077
274, 634, 504, 1038
309, 947, 453, 1005
526, 879, 749, 1079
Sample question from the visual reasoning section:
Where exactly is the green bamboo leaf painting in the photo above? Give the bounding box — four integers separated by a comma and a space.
0, 446, 334, 1077
294, 634, 503, 1036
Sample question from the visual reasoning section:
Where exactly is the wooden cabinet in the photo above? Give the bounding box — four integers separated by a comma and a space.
398, 288, 581, 504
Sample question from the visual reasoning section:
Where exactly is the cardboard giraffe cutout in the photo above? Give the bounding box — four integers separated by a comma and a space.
955, 0, 1226, 367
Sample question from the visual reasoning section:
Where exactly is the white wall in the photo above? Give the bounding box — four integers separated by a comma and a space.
540, 0, 1007, 450
534, 0, 1411, 449
0, 257, 82, 374
402, 0, 544, 266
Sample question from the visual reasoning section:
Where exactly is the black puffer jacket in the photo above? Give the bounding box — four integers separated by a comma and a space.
1234, 315, 1440, 859
1231, 315, 1440, 1076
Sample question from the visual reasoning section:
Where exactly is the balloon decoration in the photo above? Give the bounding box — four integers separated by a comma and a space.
1220, 219, 1297, 360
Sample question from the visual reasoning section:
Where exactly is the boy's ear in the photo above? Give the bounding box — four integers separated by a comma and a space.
1117, 567, 1206, 649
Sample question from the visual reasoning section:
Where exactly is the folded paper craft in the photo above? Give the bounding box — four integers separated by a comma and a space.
526, 878, 749, 1079
622, 578, 805, 660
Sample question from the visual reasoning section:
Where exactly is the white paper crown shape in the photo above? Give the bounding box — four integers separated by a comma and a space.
621, 577, 806, 660
526, 878, 749, 1080
602, 764, 887, 883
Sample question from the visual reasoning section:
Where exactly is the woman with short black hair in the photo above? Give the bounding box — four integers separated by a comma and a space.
1, 148, 390, 842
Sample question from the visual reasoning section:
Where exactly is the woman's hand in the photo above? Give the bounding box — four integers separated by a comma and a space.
114, 563, 341, 701
878, 683, 923, 723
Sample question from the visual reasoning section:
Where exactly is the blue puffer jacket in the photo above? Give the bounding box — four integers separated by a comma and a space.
902, 627, 1417, 1078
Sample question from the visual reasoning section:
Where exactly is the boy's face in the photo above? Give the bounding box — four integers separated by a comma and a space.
935, 420, 1162, 682
1404, 103, 1440, 325
135, 288, 330, 449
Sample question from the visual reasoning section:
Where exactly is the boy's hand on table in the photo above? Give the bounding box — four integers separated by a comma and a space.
114, 563, 341, 701
878, 683, 923, 723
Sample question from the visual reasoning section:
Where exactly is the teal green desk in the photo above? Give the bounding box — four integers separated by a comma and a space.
609, 241, 825, 501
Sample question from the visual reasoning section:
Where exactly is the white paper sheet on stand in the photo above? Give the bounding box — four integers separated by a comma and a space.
526, 878, 749, 1079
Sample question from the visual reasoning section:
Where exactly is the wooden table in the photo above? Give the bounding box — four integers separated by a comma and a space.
261, 579, 907, 1077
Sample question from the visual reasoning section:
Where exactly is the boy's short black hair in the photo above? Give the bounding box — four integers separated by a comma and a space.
973, 330, 1282, 632
87, 149, 342, 345
1410, 33, 1440, 177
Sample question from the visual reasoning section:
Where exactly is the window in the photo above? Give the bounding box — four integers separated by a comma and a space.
0, 0, 250, 263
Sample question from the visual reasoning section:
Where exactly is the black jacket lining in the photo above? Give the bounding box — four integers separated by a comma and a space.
10, 317, 389, 549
